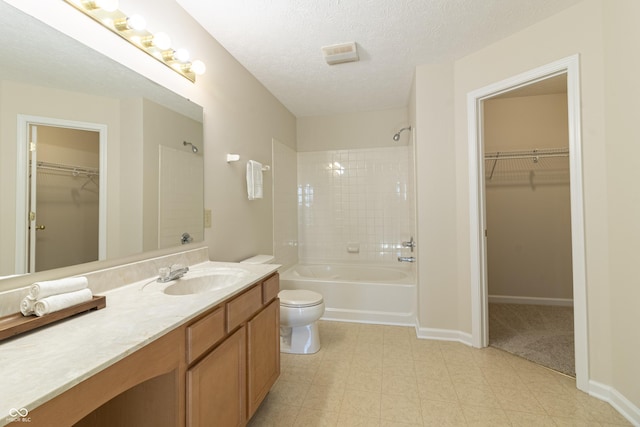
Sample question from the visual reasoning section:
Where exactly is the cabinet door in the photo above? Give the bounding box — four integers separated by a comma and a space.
187, 326, 246, 427
247, 299, 280, 418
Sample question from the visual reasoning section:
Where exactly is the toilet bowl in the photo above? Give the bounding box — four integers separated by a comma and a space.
278, 289, 325, 354
240, 255, 325, 354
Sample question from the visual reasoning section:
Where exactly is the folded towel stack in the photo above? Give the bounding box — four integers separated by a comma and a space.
20, 277, 92, 317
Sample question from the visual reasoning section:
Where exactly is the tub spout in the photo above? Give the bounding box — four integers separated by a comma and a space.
397, 256, 415, 263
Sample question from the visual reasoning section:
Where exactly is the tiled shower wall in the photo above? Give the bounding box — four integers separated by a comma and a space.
297, 146, 414, 263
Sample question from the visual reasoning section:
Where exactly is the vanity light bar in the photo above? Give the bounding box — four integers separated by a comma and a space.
64, 0, 205, 83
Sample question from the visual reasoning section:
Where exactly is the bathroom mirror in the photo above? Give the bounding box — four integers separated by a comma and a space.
0, 2, 204, 288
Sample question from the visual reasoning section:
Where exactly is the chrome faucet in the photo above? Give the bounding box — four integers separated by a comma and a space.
401, 236, 416, 252
157, 264, 189, 282
398, 256, 415, 263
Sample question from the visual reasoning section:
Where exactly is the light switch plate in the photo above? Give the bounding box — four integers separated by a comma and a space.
204, 209, 212, 228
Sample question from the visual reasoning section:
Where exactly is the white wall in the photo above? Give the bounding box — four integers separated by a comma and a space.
414, 0, 640, 412
602, 0, 640, 409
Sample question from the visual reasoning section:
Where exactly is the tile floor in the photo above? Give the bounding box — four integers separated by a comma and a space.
248, 321, 632, 426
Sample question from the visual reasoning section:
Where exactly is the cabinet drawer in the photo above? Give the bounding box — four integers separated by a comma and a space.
187, 306, 226, 364
262, 274, 280, 304
227, 284, 262, 332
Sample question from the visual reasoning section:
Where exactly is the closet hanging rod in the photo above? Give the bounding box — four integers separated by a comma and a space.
34, 161, 99, 176
484, 147, 568, 161
484, 153, 568, 161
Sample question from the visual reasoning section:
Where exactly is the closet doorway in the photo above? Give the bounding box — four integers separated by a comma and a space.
15, 115, 107, 274
482, 75, 575, 376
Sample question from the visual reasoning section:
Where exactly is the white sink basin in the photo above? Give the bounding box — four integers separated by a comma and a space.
163, 267, 251, 295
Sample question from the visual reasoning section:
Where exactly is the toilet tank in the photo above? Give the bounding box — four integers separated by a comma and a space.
240, 255, 275, 264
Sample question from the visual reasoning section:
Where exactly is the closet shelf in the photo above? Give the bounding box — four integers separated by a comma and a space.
33, 161, 99, 177
484, 147, 569, 185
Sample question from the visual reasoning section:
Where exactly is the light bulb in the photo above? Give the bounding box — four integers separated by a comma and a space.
174, 48, 190, 63
95, 0, 118, 12
127, 14, 146, 31
153, 32, 171, 50
190, 60, 206, 75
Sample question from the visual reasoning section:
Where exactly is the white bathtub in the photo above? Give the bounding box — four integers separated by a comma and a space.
280, 263, 416, 325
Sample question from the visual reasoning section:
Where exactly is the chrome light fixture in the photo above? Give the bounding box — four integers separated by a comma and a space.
64, 0, 206, 82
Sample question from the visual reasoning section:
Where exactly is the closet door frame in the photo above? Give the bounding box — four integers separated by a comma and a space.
466, 55, 588, 392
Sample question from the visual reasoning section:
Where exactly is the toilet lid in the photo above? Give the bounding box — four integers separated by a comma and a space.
279, 290, 323, 308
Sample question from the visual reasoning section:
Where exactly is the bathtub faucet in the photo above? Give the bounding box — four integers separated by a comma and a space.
397, 256, 415, 263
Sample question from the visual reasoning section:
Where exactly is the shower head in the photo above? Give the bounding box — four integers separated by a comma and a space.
392, 126, 412, 142
183, 140, 198, 153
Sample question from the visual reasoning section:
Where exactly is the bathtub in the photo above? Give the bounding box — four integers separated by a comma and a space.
280, 263, 416, 325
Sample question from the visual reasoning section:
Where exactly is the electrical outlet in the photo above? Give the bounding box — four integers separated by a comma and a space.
204, 209, 212, 228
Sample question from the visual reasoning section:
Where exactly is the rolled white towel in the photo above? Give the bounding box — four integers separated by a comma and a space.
20, 296, 36, 316
34, 288, 93, 317
29, 277, 88, 299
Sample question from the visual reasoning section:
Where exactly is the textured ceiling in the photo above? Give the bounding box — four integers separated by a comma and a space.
176, 0, 581, 117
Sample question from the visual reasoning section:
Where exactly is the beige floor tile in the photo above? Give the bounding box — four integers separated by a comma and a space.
447, 363, 487, 386
267, 379, 311, 407
248, 400, 300, 427
346, 367, 383, 392
294, 408, 340, 427
503, 409, 557, 426
414, 359, 451, 382
380, 394, 423, 425
453, 382, 501, 409
279, 364, 319, 384
340, 389, 382, 418
550, 416, 603, 426
416, 378, 458, 403
492, 385, 547, 415
313, 365, 350, 387
533, 390, 595, 420
265, 321, 631, 427
420, 399, 468, 426
379, 421, 422, 427
381, 372, 419, 398
460, 404, 511, 426
382, 358, 416, 378
351, 354, 383, 372
336, 412, 381, 427
302, 383, 346, 412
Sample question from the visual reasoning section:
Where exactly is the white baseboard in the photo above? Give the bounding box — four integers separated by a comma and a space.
489, 295, 574, 307
589, 380, 640, 426
415, 324, 473, 346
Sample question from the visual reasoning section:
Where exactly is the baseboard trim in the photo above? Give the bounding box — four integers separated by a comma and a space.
415, 324, 473, 346
489, 295, 574, 307
589, 380, 640, 426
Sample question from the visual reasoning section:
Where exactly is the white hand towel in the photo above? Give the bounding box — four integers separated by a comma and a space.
29, 276, 88, 299
34, 288, 93, 317
246, 160, 263, 200
20, 296, 36, 316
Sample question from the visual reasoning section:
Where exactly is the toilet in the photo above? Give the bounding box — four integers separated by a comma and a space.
278, 289, 324, 354
240, 255, 325, 354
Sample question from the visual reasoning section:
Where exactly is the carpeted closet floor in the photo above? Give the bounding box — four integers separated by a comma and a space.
489, 303, 575, 377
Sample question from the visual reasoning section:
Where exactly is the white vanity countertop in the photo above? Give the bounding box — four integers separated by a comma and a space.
0, 261, 279, 424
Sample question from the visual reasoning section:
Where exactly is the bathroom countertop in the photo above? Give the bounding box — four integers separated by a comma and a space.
0, 261, 279, 425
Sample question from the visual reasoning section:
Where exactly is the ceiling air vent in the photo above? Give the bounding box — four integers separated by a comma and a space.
321, 42, 359, 65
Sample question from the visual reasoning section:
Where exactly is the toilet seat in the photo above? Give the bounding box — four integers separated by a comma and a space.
279, 290, 323, 308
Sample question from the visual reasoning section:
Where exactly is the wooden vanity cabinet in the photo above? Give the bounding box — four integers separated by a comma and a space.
186, 273, 280, 426
27, 273, 280, 427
